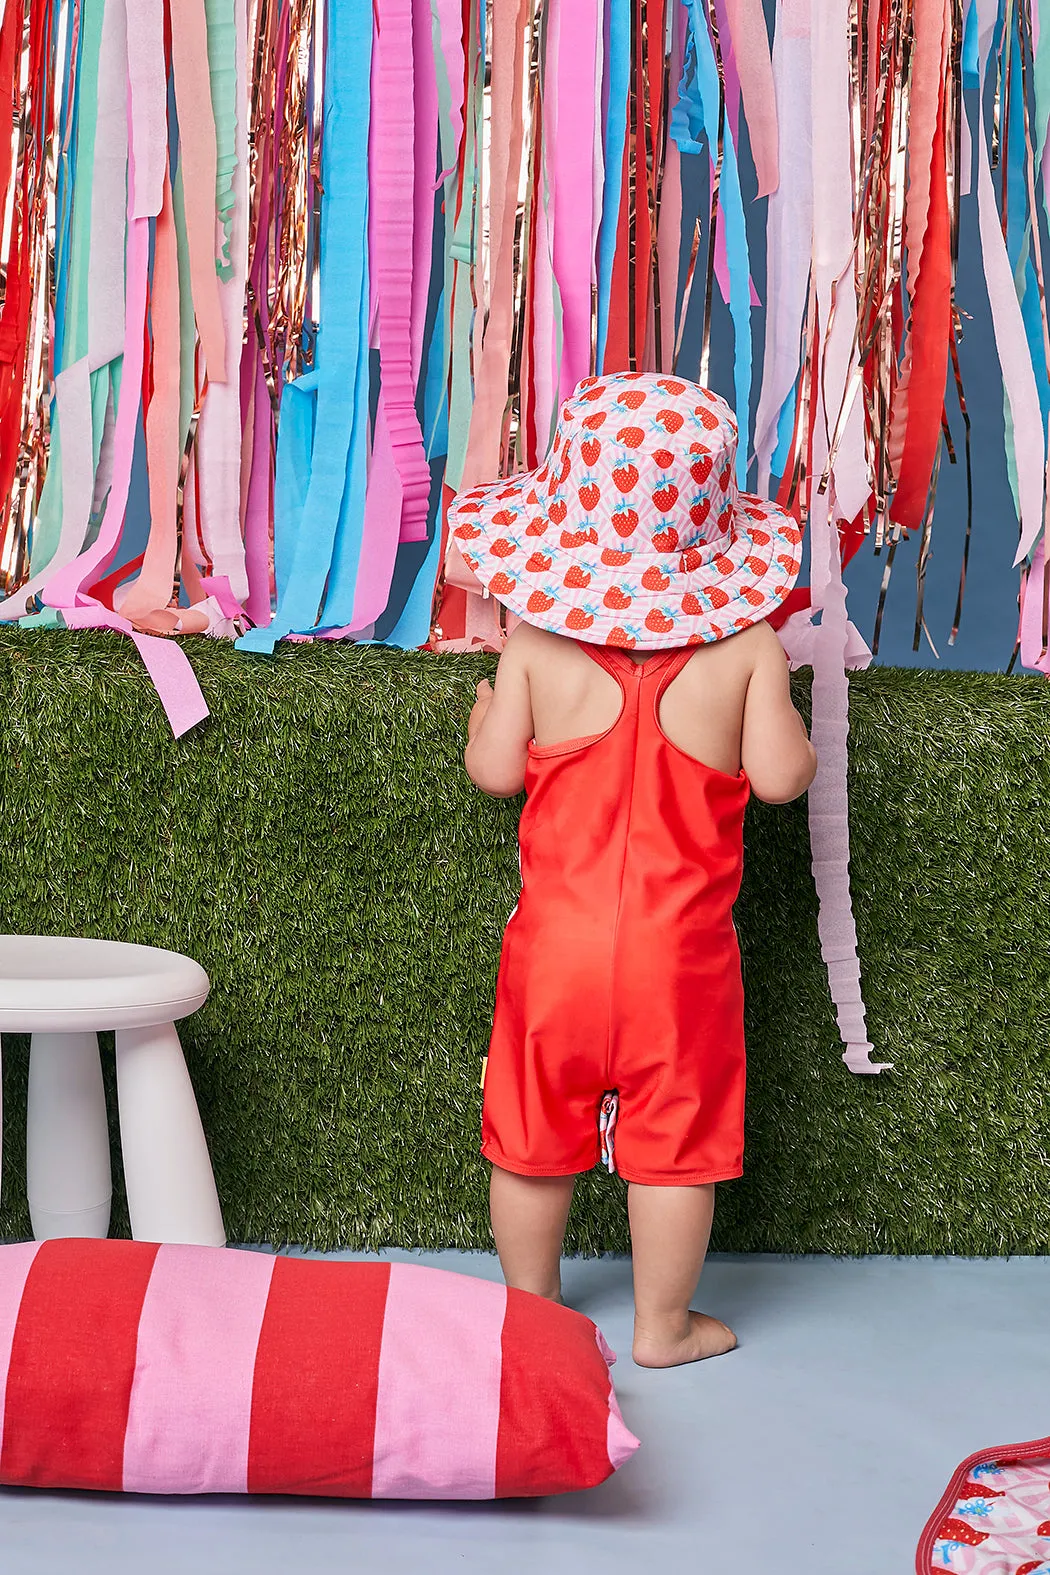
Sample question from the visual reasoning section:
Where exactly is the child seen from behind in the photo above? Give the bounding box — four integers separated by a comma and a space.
455, 373, 816, 1368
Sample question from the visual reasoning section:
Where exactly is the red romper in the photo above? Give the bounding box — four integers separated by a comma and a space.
481, 643, 750, 1186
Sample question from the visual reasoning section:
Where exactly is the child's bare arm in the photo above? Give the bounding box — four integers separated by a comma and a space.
465, 629, 534, 798
740, 623, 817, 803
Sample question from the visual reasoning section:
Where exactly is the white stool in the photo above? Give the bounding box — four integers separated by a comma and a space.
0, 935, 225, 1246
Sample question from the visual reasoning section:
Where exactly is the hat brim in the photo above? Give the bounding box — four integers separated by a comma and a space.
448, 473, 804, 650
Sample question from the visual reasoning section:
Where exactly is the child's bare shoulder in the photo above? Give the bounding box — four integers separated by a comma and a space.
691, 620, 779, 675
504, 621, 586, 673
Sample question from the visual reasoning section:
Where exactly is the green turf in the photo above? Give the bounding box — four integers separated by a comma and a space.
0, 628, 1048, 1254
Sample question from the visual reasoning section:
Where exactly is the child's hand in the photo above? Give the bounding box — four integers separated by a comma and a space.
468, 678, 494, 742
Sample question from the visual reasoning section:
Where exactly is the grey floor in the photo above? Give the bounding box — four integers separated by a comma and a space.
1, 1252, 1047, 1575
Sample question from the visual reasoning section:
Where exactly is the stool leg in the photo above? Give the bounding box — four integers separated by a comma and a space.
27, 1032, 112, 1240
114, 1022, 225, 1246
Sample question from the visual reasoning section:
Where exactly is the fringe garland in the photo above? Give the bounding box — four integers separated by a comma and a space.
0, 0, 1049, 1065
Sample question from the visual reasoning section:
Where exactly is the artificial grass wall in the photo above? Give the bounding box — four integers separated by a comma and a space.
0, 628, 1048, 1254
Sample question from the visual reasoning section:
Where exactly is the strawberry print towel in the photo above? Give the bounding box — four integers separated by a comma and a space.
916, 1438, 1050, 1573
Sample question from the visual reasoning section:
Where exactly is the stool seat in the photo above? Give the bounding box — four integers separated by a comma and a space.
0, 936, 209, 1033
0, 934, 223, 1247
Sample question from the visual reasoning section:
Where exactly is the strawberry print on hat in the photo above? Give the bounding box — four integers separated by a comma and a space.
447, 371, 803, 649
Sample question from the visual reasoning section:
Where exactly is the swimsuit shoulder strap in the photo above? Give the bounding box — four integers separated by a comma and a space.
648, 645, 699, 690
578, 642, 636, 679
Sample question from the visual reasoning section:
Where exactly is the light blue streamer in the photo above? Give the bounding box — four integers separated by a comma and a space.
596, 0, 630, 371
238, 0, 372, 651
423, 285, 449, 459
315, 231, 372, 627
378, 480, 444, 649
671, 1, 752, 488
961, 0, 979, 86
771, 386, 797, 480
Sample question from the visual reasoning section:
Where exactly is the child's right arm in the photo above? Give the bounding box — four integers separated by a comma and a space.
740, 623, 818, 803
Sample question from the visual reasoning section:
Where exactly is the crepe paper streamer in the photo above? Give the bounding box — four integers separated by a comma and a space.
972, 0, 1046, 567
204, 0, 238, 280
596, 0, 631, 373
37, 37, 210, 738
238, 0, 372, 649
169, 0, 226, 385
119, 168, 182, 626
722, 0, 777, 198
550, 0, 601, 400
126, 0, 165, 219
673, 1, 755, 485
754, 0, 811, 496
196, 0, 249, 603
807, 483, 891, 1076
349, 0, 434, 633
459, 0, 529, 490
804, 0, 884, 1074
810, 0, 867, 525
673, 0, 753, 487
431, 0, 466, 183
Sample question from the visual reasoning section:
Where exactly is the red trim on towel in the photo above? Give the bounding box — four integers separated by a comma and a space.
915, 1433, 1050, 1572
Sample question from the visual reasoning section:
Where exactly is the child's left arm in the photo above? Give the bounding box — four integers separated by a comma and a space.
464, 631, 534, 798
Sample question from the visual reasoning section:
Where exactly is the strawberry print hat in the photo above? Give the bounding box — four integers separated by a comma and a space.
448, 372, 803, 648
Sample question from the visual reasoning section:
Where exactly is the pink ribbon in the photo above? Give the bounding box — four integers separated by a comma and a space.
42, 72, 209, 738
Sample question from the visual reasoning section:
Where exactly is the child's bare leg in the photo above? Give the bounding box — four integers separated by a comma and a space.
489, 1164, 576, 1301
628, 1182, 737, 1367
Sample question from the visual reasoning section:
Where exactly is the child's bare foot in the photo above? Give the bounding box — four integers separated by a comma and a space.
632, 1310, 737, 1368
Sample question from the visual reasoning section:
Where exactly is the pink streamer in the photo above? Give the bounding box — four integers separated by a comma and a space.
551, 0, 600, 400
808, 0, 886, 1074
197, 0, 250, 601
1019, 539, 1050, 673
753, 0, 812, 492
973, 0, 1045, 565
723, 0, 778, 198
350, 0, 439, 630
41, 79, 209, 739
125, 0, 166, 219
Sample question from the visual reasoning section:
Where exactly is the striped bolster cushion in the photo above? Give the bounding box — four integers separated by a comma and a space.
0, 1240, 638, 1498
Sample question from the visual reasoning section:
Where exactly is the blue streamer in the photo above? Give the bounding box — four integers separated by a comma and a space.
771, 386, 797, 480
239, 0, 372, 651
671, 1, 752, 488
596, 0, 631, 371
961, 0, 979, 86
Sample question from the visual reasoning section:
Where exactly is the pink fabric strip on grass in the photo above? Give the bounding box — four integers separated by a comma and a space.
371, 1264, 507, 1499
0, 1243, 42, 1457
122, 1245, 276, 1495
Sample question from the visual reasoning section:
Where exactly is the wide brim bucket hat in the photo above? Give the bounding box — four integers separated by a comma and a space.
448, 372, 803, 649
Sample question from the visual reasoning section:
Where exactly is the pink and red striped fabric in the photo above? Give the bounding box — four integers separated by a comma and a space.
0, 1241, 637, 1499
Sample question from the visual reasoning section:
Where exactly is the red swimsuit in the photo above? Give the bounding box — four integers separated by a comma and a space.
481, 643, 750, 1186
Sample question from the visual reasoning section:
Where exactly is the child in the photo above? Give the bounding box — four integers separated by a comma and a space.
453, 373, 816, 1368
